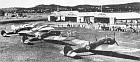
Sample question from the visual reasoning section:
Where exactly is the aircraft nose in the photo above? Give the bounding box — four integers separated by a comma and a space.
103, 38, 116, 45
108, 40, 116, 45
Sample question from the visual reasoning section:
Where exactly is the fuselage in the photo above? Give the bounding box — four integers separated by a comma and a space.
72, 37, 116, 53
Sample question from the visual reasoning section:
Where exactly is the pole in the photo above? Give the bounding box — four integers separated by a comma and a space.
101, 5, 102, 12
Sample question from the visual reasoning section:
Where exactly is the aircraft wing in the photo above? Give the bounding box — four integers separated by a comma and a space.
43, 36, 67, 41
18, 30, 33, 34
38, 27, 54, 31
18, 30, 36, 37
87, 44, 140, 60
94, 44, 140, 53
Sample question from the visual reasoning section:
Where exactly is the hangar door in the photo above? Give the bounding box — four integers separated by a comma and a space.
94, 17, 109, 23
84, 17, 90, 23
50, 16, 57, 21
65, 17, 77, 22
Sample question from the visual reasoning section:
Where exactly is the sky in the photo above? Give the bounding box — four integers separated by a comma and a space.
0, 0, 140, 8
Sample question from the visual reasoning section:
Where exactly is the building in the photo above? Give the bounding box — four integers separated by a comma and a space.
48, 11, 115, 25
105, 12, 140, 25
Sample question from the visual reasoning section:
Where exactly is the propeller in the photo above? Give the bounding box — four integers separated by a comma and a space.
105, 35, 108, 38
95, 35, 98, 41
113, 32, 119, 46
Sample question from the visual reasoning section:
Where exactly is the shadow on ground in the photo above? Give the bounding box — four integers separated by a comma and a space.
90, 50, 140, 61
43, 40, 75, 46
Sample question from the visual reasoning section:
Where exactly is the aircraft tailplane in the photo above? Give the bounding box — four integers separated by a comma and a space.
60, 45, 77, 57
11, 25, 17, 30
1, 30, 7, 37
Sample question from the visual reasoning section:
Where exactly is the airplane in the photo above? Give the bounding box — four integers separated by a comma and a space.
1, 23, 76, 44
20, 29, 68, 44
1, 23, 36, 37
17, 26, 76, 44
60, 33, 140, 61
1, 23, 55, 37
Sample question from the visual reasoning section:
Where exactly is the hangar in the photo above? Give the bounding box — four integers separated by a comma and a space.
48, 11, 115, 25
105, 12, 140, 25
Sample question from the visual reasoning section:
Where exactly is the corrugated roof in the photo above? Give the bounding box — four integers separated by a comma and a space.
50, 11, 108, 17
51, 11, 78, 17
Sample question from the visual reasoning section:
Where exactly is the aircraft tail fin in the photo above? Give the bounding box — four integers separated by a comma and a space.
21, 35, 29, 44
64, 45, 73, 56
62, 45, 77, 57
1, 30, 7, 37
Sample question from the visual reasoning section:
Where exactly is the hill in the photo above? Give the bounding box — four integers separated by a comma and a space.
0, 2, 140, 13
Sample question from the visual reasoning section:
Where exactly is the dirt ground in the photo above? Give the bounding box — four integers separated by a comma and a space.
0, 21, 140, 62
